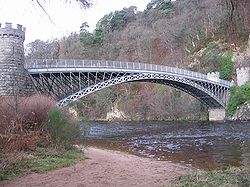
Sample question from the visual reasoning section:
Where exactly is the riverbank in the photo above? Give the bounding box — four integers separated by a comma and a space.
1, 147, 193, 187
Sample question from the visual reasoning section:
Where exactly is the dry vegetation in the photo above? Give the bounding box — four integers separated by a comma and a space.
0, 95, 56, 151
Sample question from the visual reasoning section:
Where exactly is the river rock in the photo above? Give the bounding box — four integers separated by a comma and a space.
233, 102, 250, 121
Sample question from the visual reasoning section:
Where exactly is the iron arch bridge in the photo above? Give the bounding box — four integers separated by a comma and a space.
25, 59, 232, 108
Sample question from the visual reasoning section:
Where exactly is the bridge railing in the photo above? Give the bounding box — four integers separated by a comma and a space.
25, 59, 231, 86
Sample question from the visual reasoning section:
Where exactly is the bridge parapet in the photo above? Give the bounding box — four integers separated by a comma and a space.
25, 59, 231, 87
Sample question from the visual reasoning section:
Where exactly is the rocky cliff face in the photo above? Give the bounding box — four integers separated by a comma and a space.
233, 36, 250, 67
233, 102, 250, 121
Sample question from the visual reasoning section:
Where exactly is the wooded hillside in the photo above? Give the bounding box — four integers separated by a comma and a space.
25, 0, 250, 120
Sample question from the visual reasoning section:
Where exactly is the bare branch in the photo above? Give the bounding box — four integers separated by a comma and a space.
33, 0, 92, 23
77, 0, 92, 9
34, 0, 54, 24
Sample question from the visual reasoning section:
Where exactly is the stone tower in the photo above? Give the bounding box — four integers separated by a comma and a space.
0, 22, 33, 96
236, 67, 250, 86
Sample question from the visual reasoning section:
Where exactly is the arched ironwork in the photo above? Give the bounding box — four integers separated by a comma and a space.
25, 59, 232, 108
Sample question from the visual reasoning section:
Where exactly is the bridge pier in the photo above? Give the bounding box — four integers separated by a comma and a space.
208, 108, 226, 121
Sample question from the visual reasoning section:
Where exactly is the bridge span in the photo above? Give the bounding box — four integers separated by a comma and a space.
25, 59, 232, 121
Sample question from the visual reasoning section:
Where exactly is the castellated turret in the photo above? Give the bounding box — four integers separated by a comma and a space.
236, 67, 250, 86
0, 22, 34, 96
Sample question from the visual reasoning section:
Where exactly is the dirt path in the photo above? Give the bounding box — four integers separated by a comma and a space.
1, 147, 193, 187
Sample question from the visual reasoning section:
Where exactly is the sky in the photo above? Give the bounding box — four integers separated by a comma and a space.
0, 0, 150, 44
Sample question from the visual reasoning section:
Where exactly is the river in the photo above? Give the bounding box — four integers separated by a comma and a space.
81, 121, 250, 170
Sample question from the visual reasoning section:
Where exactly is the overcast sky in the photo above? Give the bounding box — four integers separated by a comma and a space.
0, 0, 150, 44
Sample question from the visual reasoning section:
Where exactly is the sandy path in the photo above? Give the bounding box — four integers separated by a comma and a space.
1, 147, 192, 187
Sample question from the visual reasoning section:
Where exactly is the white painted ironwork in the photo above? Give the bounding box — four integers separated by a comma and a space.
25, 59, 232, 108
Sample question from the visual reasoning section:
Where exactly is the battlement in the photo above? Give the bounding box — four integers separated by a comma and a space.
207, 72, 220, 76
0, 22, 25, 40
236, 67, 250, 73
207, 71, 220, 82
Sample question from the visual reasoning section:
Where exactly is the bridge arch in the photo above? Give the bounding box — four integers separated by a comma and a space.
57, 72, 225, 108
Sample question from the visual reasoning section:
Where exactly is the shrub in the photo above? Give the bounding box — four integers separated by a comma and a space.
48, 108, 80, 145
227, 81, 250, 116
218, 51, 233, 80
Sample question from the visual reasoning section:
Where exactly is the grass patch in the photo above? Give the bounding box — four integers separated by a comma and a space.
26, 156, 74, 173
0, 160, 23, 181
0, 146, 86, 181
26, 147, 84, 173
167, 167, 250, 187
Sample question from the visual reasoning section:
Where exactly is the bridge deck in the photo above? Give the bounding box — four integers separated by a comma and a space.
25, 59, 232, 87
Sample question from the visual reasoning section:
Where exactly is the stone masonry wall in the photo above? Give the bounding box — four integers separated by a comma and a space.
236, 67, 250, 86
0, 22, 34, 96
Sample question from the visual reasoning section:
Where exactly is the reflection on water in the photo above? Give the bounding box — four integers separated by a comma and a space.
81, 121, 250, 170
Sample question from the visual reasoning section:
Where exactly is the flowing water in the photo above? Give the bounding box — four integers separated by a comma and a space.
81, 121, 250, 170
